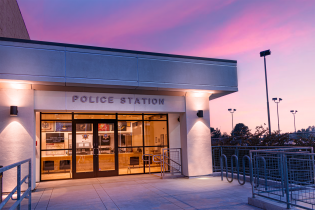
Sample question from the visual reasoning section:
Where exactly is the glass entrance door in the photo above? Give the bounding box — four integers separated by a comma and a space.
72, 120, 118, 179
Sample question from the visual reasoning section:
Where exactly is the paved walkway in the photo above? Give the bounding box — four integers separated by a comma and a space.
3, 174, 260, 210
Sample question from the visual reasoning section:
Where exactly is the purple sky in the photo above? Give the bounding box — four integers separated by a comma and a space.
18, 0, 315, 134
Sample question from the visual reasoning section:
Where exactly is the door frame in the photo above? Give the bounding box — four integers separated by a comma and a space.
72, 119, 118, 179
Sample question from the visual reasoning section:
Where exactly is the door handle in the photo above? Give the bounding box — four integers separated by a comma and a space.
93, 148, 99, 155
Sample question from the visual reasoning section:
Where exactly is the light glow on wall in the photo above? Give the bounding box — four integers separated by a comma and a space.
188, 93, 211, 111
0, 81, 31, 90
10, 83, 28, 89
189, 91, 213, 98
2, 88, 31, 107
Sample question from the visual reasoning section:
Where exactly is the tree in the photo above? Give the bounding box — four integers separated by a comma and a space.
222, 132, 229, 137
211, 128, 221, 138
232, 123, 250, 137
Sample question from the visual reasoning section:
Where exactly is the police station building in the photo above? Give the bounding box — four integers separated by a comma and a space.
0, 37, 237, 191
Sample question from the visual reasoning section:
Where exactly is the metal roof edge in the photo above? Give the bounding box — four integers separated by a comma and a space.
0, 37, 237, 64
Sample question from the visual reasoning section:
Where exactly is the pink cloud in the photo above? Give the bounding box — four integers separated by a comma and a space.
20, 0, 236, 48
185, 2, 315, 58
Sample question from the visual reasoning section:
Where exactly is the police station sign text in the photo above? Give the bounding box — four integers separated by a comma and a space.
72, 95, 164, 105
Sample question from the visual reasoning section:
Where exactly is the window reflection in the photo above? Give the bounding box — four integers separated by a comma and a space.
41, 121, 73, 180
75, 123, 93, 173
144, 121, 167, 146
118, 147, 143, 175
41, 150, 72, 180
41, 121, 72, 150
144, 114, 167, 120
117, 115, 142, 120
144, 147, 164, 173
98, 123, 115, 171
118, 121, 143, 147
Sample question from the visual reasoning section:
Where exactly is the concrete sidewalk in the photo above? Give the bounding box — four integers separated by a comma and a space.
2, 174, 259, 209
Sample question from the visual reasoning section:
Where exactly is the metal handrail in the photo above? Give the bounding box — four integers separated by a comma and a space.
152, 154, 163, 176
152, 148, 182, 178
0, 159, 32, 210
142, 154, 153, 174
162, 148, 182, 176
162, 155, 181, 174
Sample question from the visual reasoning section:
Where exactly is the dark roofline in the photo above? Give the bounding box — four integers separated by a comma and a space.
15, 1, 30, 40
0, 37, 237, 63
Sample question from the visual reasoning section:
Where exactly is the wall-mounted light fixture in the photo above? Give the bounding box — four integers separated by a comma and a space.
197, 110, 203, 117
10, 106, 18, 116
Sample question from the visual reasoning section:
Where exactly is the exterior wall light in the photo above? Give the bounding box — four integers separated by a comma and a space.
197, 110, 203, 117
10, 106, 18, 116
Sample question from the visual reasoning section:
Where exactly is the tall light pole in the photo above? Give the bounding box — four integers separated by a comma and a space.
290, 110, 298, 133
228, 109, 236, 138
272, 98, 282, 133
260, 49, 272, 135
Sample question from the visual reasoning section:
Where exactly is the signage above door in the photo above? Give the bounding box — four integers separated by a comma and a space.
35, 91, 185, 112
72, 95, 164, 105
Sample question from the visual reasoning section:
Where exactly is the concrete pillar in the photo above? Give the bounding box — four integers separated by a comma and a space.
0, 88, 35, 191
180, 92, 212, 177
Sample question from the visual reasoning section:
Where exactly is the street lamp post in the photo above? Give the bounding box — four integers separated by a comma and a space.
272, 98, 282, 133
260, 49, 272, 135
228, 109, 236, 138
290, 110, 298, 133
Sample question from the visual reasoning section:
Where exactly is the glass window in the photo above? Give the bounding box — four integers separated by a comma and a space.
144, 147, 165, 173
41, 150, 72, 180
41, 121, 72, 150
144, 114, 167, 120
118, 147, 143, 175
144, 121, 167, 146
118, 121, 143, 147
118, 115, 142, 120
98, 123, 115, 171
75, 123, 94, 173
42, 114, 72, 120
74, 114, 116, 119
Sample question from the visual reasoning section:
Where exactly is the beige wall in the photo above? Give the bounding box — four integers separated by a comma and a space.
0, 0, 30, 39
0, 88, 35, 192
168, 113, 181, 148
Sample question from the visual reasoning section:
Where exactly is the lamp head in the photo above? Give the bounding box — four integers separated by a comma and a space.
260, 50, 271, 57
233, 109, 236, 111
228, 109, 232, 111
10, 106, 18, 116
279, 98, 282, 101
272, 98, 277, 101
290, 110, 294, 113
197, 110, 203, 118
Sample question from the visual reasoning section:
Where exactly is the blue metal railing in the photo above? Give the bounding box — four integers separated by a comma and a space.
0, 159, 32, 210
215, 146, 315, 209
250, 147, 315, 209
212, 146, 308, 176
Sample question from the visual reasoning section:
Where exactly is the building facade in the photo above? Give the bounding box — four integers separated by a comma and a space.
0, 37, 238, 191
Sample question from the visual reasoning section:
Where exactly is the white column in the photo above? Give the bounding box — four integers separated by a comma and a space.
180, 92, 212, 176
0, 88, 35, 191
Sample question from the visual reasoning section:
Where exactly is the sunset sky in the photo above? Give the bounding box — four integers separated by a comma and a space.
17, 0, 315, 134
